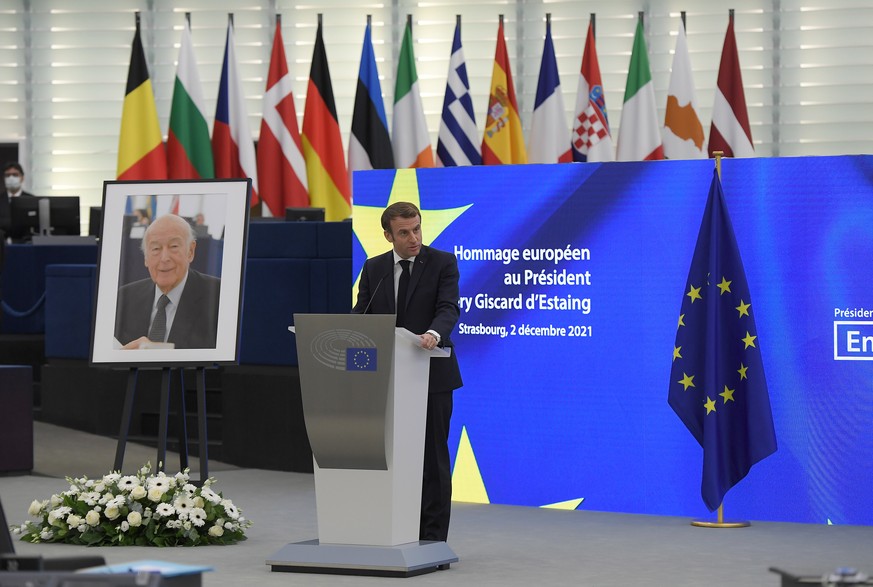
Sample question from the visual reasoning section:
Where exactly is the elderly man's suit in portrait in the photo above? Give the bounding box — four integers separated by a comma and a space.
114, 268, 220, 349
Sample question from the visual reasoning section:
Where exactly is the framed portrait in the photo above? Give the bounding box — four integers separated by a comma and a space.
91, 179, 250, 366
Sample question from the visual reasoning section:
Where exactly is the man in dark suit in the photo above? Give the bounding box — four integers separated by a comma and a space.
0, 162, 35, 314
115, 213, 220, 349
352, 201, 462, 543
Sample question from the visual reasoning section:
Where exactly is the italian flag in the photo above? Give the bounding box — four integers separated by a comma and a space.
392, 20, 433, 168
616, 17, 663, 161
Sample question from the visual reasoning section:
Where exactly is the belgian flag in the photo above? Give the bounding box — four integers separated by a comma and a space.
117, 14, 167, 180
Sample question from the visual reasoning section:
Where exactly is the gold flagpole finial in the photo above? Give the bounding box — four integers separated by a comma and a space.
713, 151, 725, 178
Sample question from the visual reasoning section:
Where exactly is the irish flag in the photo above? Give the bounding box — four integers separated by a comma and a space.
392, 18, 433, 168
616, 16, 663, 161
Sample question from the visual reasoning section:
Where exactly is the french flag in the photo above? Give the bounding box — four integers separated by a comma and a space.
529, 15, 571, 164
213, 17, 259, 207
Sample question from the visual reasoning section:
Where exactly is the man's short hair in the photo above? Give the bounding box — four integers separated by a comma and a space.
381, 202, 421, 233
140, 214, 196, 255
3, 162, 23, 175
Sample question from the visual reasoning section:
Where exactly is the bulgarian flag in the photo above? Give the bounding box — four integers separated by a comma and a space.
616, 15, 663, 161
167, 17, 214, 179
302, 15, 351, 221
117, 15, 166, 180
481, 15, 526, 165
392, 17, 433, 168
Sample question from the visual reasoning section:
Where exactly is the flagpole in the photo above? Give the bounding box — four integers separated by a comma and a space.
689, 149, 750, 530
591, 13, 595, 39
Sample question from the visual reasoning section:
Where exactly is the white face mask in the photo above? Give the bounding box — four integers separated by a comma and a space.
5, 175, 22, 191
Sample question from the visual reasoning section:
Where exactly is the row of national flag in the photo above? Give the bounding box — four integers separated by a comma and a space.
117, 11, 755, 221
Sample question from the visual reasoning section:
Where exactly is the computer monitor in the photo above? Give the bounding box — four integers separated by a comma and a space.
8, 196, 81, 240
285, 207, 325, 222
88, 206, 102, 237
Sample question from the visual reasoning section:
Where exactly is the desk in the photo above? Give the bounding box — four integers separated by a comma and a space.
0, 243, 98, 334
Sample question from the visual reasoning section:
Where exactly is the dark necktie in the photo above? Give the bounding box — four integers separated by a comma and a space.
148, 295, 170, 342
396, 260, 411, 327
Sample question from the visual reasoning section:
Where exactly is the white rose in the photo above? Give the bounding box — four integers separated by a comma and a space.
27, 500, 43, 516
104, 505, 120, 520
85, 510, 100, 526
50, 494, 62, 506
147, 488, 164, 502
127, 511, 142, 527
66, 514, 82, 528
208, 525, 224, 537
120, 521, 129, 532
194, 497, 205, 508
130, 485, 147, 500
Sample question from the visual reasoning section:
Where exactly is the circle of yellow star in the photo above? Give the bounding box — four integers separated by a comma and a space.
678, 314, 685, 328
720, 385, 735, 403
736, 299, 751, 318
717, 276, 732, 295
738, 363, 748, 380
678, 373, 695, 391
673, 346, 682, 362
704, 396, 717, 415
742, 331, 758, 349
686, 284, 702, 303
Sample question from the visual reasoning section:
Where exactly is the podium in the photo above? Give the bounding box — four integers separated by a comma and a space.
267, 314, 458, 577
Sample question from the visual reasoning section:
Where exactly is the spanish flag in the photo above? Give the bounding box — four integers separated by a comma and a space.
302, 15, 350, 221
481, 15, 526, 165
117, 14, 167, 180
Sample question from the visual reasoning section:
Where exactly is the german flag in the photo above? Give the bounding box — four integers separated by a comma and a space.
302, 15, 350, 221
117, 15, 167, 180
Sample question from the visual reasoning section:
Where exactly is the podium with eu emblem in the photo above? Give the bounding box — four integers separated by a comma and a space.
267, 313, 457, 577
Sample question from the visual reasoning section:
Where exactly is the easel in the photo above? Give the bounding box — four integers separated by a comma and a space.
113, 365, 210, 483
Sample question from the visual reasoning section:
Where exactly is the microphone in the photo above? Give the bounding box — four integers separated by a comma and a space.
362, 269, 392, 315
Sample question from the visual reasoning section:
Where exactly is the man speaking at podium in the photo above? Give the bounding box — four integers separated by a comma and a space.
353, 201, 463, 543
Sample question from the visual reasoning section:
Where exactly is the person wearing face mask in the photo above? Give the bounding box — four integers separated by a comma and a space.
0, 162, 35, 244
1, 162, 35, 316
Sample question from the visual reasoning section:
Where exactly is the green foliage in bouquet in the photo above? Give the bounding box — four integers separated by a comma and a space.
11, 463, 252, 547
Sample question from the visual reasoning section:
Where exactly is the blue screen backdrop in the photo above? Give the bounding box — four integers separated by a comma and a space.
352, 156, 873, 525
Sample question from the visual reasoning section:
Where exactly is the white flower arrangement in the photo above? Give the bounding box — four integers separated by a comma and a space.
12, 463, 252, 547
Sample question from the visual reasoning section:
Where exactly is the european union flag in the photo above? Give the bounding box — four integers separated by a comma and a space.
669, 169, 777, 512
346, 347, 377, 371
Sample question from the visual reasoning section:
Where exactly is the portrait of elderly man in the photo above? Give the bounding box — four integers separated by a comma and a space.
114, 213, 220, 349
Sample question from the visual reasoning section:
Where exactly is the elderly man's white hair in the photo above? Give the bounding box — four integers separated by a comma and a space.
140, 213, 196, 255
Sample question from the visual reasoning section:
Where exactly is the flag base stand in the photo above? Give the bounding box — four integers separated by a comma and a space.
690, 504, 749, 528
690, 519, 750, 528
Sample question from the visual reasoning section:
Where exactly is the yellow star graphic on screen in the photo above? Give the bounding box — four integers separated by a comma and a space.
678, 314, 685, 328
678, 373, 695, 391
738, 363, 748, 380
720, 385, 735, 403
686, 284, 702, 303
704, 396, 717, 415
673, 346, 682, 362
351, 169, 472, 294
717, 276, 732, 295
736, 299, 751, 318
742, 331, 758, 349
